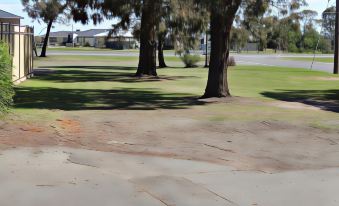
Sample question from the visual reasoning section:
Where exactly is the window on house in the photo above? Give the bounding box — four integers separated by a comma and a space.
49, 37, 57, 43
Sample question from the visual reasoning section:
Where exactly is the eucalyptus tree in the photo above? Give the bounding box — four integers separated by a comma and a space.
299, 9, 318, 32
22, 0, 69, 57
169, 0, 209, 56
196, 0, 307, 98
323, 6, 336, 49
71, 0, 207, 72
71, 0, 164, 76
230, 27, 249, 52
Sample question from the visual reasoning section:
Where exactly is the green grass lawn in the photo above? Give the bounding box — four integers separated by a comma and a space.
10, 55, 339, 127
17, 55, 338, 108
46, 47, 141, 52
44, 47, 175, 54
284, 57, 334, 63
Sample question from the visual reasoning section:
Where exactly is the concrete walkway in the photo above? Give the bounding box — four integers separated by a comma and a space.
1, 147, 338, 206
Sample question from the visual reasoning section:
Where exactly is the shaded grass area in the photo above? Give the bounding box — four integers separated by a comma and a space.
45, 47, 175, 54
15, 55, 339, 113
283, 57, 333, 63
15, 87, 203, 110
262, 90, 339, 113
34, 55, 185, 68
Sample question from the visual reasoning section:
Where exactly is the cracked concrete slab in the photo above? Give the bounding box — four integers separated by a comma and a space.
185, 169, 339, 206
132, 176, 236, 206
0, 147, 338, 206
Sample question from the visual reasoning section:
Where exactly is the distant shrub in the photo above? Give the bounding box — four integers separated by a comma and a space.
227, 56, 236, 66
288, 43, 299, 53
181, 54, 201, 68
84, 42, 91, 47
0, 42, 14, 114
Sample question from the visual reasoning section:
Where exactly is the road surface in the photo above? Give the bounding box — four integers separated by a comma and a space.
45, 50, 335, 73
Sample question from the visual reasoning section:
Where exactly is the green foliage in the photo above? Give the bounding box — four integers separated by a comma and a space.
318, 38, 332, 54
180, 54, 201, 68
230, 27, 249, 52
322, 6, 335, 43
21, 0, 69, 24
0, 42, 14, 114
84, 42, 91, 47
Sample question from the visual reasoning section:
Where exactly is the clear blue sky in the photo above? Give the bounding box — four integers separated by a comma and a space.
0, 0, 334, 35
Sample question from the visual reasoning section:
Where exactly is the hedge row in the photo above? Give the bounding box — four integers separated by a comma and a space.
0, 42, 14, 114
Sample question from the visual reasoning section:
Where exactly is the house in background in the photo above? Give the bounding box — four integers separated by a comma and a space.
76, 29, 109, 47
200, 34, 259, 54
35, 29, 139, 49
105, 30, 139, 49
0, 9, 34, 84
35, 31, 75, 47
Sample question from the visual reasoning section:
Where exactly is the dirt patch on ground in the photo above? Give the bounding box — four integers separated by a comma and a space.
56, 119, 81, 133
268, 101, 321, 110
313, 77, 339, 81
1, 98, 339, 173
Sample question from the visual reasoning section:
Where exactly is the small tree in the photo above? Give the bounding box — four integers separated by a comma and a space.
22, 0, 69, 57
323, 6, 336, 50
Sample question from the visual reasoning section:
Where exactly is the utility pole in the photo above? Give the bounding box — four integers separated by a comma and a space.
334, 0, 339, 74
72, 24, 75, 48
204, 33, 209, 68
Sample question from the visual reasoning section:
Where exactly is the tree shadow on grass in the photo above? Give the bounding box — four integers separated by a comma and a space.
261, 90, 339, 113
14, 87, 205, 111
34, 68, 199, 83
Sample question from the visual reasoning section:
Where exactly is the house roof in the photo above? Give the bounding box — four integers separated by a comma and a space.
94, 30, 134, 38
77, 29, 110, 37
41, 29, 111, 38
46, 31, 74, 38
40, 29, 134, 39
0, 9, 23, 19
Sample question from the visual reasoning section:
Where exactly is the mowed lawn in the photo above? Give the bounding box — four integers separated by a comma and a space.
284, 57, 334, 63
12, 55, 339, 126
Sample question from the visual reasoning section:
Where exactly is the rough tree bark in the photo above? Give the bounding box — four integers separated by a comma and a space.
136, 0, 158, 76
40, 19, 53, 57
158, 33, 167, 68
202, 2, 241, 98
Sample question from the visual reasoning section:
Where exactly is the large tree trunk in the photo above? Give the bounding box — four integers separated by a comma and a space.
158, 33, 167, 68
202, 2, 240, 98
40, 19, 53, 57
136, 0, 157, 76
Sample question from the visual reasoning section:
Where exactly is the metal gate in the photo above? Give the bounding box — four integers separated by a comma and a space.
0, 22, 34, 83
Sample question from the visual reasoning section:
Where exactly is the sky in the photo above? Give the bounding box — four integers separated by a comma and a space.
0, 0, 334, 35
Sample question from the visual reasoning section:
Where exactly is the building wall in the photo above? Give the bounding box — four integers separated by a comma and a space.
0, 20, 34, 84
95, 37, 107, 48
106, 37, 138, 49
49, 37, 68, 46
77, 37, 95, 47
0, 18, 20, 25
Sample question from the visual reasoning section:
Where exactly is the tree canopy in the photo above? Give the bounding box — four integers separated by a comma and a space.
22, 0, 70, 57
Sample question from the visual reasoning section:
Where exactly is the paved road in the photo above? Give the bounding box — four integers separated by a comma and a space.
1, 147, 338, 206
45, 50, 335, 73
234, 54, 334, 73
